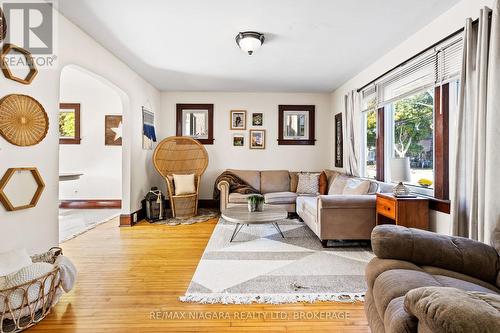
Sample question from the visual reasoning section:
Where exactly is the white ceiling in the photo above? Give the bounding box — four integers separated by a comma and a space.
58, 0, 460, 92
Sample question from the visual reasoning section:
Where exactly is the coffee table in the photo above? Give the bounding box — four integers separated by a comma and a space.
221, 206, 288, 242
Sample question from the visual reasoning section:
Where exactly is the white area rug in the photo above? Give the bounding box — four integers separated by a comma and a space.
180, 217, 374, 304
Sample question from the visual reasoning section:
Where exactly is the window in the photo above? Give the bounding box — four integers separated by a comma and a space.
283, 111, 308, 139
357, 33, 463, 202
362, 108, 377, 179
59, 103, 81, 144
176, 104, 214, 144
389, 89, 435, 190
278, 105, 315, 145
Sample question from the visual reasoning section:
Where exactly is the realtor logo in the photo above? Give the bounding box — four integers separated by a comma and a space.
2, 1, 54, 54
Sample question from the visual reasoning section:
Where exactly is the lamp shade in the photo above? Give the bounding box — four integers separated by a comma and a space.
390, 157, 411, 183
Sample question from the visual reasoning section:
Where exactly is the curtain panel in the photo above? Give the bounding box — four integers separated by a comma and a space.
344, 90, 360, 177
451, 2, 500, 249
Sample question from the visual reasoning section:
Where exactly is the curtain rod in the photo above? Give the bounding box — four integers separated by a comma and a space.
356, 17, 483, 93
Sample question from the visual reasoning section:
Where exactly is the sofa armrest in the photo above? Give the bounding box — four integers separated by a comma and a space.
318, 194, 376, 209
404, 287, 500, 333
372, 225, 500, 284
217, 180, 230, 211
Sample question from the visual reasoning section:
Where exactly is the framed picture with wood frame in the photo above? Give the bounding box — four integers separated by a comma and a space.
230, 110, 246, 130
105, 115, 122, 146
232, 134, 245, 147
59, 103, 81, 144
249, 129, 265, 149
335, 113, 343, 168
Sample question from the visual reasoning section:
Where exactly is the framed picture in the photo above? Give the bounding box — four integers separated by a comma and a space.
249, 129, 265, 149
252, 112, 263, 126
230, 110, 246, 130
278, 105, 315, 145
232, 134, 245, 147
105, 115, 122, 146
59, 103, 81, 144
142, 107, 156, 150
335, 113, 343, 168
176, 104, 214, 144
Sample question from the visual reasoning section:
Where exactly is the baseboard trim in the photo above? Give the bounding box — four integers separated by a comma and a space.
199, 199, 218, 209
119, 207, 144, 227
59, 199, 122, 209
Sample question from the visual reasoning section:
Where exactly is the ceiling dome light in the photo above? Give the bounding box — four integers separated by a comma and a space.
235, 31, 265, 56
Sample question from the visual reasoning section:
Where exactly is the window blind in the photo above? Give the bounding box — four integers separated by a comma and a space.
360, 33, 463, 109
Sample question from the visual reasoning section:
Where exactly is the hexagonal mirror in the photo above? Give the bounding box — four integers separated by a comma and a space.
0, 168, 45, 211
1, 44, 38, 84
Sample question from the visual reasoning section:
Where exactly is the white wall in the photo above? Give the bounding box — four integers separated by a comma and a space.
0, 9, 161, 254
329, 0, 494, 234
59, 66, 122, 200
159, 92, 332, 199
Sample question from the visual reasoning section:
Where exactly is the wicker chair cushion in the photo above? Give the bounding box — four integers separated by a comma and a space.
0, 262, 54, 316
173, 174, 196, 195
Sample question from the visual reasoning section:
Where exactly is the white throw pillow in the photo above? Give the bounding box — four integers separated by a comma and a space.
328, 174, 349, 195
343, 178, 371, 195
173, 174, 196, 195
0, 248, 32, 277
296, 173, 320, 195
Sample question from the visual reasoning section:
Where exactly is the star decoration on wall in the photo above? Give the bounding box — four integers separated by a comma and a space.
111, 121, 122, 141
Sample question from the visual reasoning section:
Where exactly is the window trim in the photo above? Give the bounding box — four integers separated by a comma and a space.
278, 105, 315, 145
176, 104, 214, 145
59, 103, 81, 144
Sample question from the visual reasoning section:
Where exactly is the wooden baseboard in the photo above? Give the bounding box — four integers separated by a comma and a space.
119, 208, 144, 227
199, 199, 218, 209
59, 199, 122, 209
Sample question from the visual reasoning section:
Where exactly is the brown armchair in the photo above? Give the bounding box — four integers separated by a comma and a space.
365, 225, 500, 333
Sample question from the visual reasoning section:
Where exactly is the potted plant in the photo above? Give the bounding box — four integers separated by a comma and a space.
247, 194, 264, 212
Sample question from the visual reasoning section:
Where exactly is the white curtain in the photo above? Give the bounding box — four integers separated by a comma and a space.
451, 2, 500, 248
344, 90, 360, 177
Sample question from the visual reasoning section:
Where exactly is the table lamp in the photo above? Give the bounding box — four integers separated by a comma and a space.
390, 157, 412, 197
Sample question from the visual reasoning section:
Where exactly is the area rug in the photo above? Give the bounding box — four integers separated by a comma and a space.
154, 208, 219, 226
180, 217, 374, 304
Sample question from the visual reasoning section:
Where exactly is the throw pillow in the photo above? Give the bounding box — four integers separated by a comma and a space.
328, 174, 350, 195
343, 178, 371, 195
296, 172, 320, 195
0, 248, 32, 277
173, 174, 196, 195
319, 171, 328, 195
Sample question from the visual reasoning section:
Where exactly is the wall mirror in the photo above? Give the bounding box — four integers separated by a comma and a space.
176, 104, 214, 144
0, 167, 45, 211
278, 105, 316, 145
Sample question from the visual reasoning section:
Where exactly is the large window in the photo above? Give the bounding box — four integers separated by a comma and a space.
390, 89, 434, 189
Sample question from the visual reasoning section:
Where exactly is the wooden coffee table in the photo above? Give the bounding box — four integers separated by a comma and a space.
221, 206, 288, 242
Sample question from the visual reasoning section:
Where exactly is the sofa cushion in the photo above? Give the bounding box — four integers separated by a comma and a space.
404, 287, 500, 333
264, 192, 297, 204
343, 178, 371, 195
324, 169, 340, 189
328, 174, 349, 194
297, 196, 317, 217
227, 169, 260, 192
260, 170, 290, 193
228, 193, 253, 204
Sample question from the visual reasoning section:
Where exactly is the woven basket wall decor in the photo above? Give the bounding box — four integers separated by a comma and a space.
0, 94, 49, 146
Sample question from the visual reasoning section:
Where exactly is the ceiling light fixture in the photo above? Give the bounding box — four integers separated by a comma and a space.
235, 31, 265, 56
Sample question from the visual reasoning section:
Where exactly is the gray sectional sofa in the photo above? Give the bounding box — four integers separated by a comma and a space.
216, 169, 393, 245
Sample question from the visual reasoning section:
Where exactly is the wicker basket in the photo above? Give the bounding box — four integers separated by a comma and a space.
0, 248, 63, 333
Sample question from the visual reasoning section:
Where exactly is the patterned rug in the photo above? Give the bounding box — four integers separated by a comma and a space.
154, 209, 219, 226
180, 217, 374, 304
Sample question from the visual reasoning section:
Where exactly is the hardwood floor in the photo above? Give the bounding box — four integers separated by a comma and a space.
30, 218, 370, 332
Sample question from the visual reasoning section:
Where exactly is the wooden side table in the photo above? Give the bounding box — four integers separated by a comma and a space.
376, 193, 429, 230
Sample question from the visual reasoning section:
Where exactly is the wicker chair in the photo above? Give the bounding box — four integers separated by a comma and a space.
153, 136, 209, 218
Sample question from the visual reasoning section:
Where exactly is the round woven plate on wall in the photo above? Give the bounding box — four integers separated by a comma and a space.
0, 94, 49, 146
